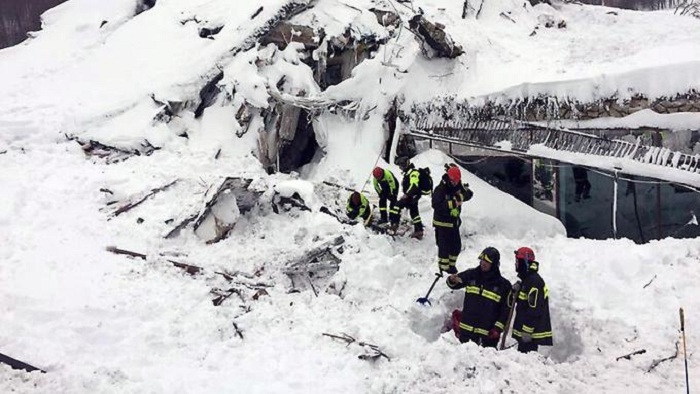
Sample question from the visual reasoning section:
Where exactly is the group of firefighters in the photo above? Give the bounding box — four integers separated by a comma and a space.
345, 158, 553, 353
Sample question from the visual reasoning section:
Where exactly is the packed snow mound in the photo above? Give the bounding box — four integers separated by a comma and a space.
1, 141, 698, 393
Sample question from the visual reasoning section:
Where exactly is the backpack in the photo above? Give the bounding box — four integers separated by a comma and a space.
418, 167, 433, 195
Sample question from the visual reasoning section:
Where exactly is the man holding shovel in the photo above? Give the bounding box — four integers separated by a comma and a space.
446, 247, 512, 348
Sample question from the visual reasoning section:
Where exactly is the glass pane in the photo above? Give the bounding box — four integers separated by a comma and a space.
615, 176, 659, 243
659, 183, 700, 240
558, 165, 614, 239
533, 159, 557, 217
457, 156, 532, 205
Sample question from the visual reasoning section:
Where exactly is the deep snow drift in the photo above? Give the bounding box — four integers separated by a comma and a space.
1, 0, 698, 393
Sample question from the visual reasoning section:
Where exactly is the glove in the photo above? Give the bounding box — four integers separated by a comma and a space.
521, 333, 532, 343
446, 273, 461, 284
450, 208, 460, 217
488, 328, 500, 340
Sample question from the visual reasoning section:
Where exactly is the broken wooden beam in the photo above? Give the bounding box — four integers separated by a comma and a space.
106, 246, 147, 260
110, 180, 179, 217
648, 341, 679, 372
192, 177, 263, 244
211, 287, 244, 306
616, 349, 646, 361
322, 332, 391, 361
0, 352, 45, 373
164, 213, 198, 239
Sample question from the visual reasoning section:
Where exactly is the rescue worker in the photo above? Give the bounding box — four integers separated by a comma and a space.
446, 247, 512, 348
511, 247, 553, 353
346, 191, 372, 226
392, 158, 432, 239
372, 166, 399, 225
432, 164, 472, 274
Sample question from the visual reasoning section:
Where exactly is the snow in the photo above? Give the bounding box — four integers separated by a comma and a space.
0, 0, 699, 393
541, 109, 700, 131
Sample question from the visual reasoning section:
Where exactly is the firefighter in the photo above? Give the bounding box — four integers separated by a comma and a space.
392, 158, 432, 239
511, 247, 553, 353
346, 191, 372, 226
446, 247, 512, 348
432, 164, 472, 274
372, 166, 399, 225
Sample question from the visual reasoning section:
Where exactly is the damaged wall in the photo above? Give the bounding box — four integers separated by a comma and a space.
0, 0, 67, 49
252, 18, 390, 173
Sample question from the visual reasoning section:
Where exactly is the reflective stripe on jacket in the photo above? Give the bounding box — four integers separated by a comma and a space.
432, 174, 471, 228
446, 267, 512, 339
373, 169, 398, 199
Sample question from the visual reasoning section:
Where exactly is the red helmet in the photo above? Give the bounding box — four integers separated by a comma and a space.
515, 247, 535, 262
350, 192, 361, 205
447, 166, 461, 183
372, 167, 383, 179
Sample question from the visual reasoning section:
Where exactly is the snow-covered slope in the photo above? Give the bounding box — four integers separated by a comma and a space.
1, 0, 699, 393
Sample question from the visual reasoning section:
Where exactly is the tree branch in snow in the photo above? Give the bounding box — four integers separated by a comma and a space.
251, 6, 264, 19
106, 246, 147, 260
647, 341, 679, 372
108, 247, 271, 294
162, 258, 271, 289
110, 180, 179, 217
676, 1, 700, 18
616, 349, 646, 361
499, 12, 516, 23
211, 287, 244, 306
643, 274, 657, 289
322, 333, 391, 361
232, 322, 244, 339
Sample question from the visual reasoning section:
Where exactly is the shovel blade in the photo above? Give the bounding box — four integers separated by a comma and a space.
416, 297, 431, 306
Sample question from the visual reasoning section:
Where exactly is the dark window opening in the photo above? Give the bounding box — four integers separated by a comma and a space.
278, 109, 318, 173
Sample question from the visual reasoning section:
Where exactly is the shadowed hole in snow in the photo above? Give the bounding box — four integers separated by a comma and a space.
408, 291, 462, 342
135, 0, 156, 16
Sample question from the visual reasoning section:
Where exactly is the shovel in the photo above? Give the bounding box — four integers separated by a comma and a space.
416, 272, 443, 306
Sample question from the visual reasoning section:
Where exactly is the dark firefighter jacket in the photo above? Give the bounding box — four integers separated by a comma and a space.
373, 169, 398, 199
401, 164, 432, 198
447, 265, 512, 339
431, 174, 472, 228
512, 260, 553, 346
346, 193, 371, 224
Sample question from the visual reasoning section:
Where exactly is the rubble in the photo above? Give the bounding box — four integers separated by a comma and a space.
259, 23, 323, 50
192, 177, 264, 244
408, 15, 463, 59
282, 236, 345, 295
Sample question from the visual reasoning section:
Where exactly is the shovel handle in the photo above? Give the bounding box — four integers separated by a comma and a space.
679, 308, 685, 332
